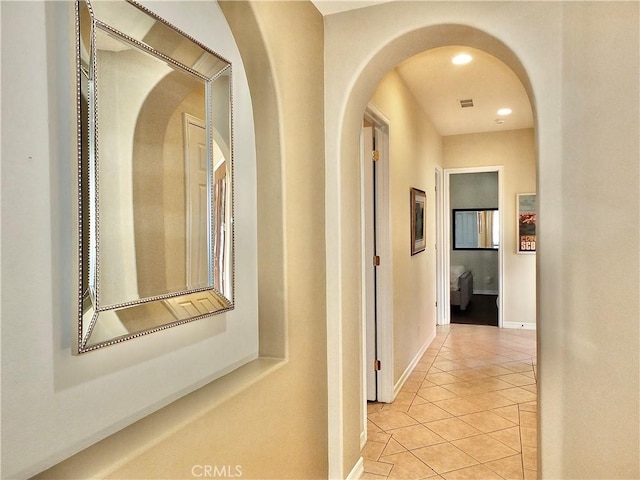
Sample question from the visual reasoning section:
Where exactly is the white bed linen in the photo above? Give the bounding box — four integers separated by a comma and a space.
450, 265, 467, 291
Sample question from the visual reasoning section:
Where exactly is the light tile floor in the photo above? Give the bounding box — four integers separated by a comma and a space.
363, 324, 537, 480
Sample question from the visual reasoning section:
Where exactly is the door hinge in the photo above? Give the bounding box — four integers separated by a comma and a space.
374, 360, 381, 371
373, 255, 380, 266
435, 301, 438, 308
372, 150, 380, 162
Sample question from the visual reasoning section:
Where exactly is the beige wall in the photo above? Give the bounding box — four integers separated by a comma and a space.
104, 2, 330, 476
102, 2, 330, 476
370, 69, 442, 384
444, 129, 536, 325
3, 1, 328, 478
539, 3, 639, 477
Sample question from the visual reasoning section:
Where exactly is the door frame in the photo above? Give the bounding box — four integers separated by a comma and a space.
443, 166, 504, 327
183, 113, 208, 289
361, 123, 377, 406
361, 104, 394, 441
434, 166, 446, 325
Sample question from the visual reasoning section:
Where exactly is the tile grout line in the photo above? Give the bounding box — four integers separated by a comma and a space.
394, 329, 450, 477
365, 326, 536, 479
375, 328, 454, 478
518, 402, 526, 479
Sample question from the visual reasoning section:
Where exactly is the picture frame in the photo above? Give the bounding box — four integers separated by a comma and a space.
410, 187, 426, 255
517, 193, 536, 253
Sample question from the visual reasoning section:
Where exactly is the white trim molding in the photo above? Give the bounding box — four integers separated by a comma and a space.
346, 457, 364, 480
503, 322, 536, 330
360, 429, 367, 450
474, 289, 499, 295
435, 166, 446, 326
393, 328, 436, 398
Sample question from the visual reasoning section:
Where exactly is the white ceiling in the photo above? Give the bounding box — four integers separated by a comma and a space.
311, 0, 394, 16
396, 46, 533, 136
311, 2, 533, 137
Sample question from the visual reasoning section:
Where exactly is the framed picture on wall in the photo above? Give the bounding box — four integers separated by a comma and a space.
410, 187, 426, 255
517, 193, 536, 253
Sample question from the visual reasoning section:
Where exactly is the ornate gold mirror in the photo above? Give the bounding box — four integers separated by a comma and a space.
74, 0, 234, 353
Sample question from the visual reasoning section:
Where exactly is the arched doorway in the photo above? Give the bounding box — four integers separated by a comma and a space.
325, 21, 539, 479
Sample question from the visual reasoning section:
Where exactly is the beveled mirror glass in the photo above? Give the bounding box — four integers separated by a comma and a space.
452, 209, 500, 250
74, 0, 234, 353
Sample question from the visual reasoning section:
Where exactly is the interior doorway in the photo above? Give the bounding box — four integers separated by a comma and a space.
444, 166, 504, 327
361, 106, 393, 410
362, 120, 377, 401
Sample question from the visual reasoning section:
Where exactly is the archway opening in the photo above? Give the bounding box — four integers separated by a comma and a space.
327, 22, 538, 479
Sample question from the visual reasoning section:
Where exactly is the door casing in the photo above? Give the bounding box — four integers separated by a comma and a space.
435, 166, 446, 325
360, 104, 394, 445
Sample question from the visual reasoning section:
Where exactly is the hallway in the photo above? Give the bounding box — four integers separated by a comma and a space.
363, 325, 536, 479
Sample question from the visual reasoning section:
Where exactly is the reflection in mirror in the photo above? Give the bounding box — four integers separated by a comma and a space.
75, 0, 234, 353
453, 209, 500, 250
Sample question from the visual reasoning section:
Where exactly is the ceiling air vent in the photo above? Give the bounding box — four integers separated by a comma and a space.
459, 99, 474, 108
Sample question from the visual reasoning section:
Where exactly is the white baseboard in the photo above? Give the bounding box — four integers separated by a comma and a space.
473, 289, 499, 295
393, 328, 436, 398
346, 457, 364, 480
503, 322, 536, 330
360, 429, 367, 450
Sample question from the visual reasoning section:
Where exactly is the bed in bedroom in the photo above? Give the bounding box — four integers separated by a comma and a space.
450, 265, 473, 311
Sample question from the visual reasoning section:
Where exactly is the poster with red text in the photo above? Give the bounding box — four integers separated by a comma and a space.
517, 193, 536, 253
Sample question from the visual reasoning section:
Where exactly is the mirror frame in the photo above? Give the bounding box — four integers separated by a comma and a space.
73, 0, 235, 354
452, 208, 500, 250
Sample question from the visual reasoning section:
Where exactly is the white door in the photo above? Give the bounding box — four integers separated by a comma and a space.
362, 125, 378, 401
184, 114, 208, 290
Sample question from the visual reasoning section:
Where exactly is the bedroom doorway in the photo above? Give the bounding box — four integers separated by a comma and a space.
444, 166, 504, 327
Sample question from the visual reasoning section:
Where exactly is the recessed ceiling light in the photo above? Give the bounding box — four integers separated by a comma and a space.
497, 108, 512, 116
452, 54, 472, 65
